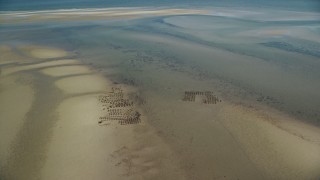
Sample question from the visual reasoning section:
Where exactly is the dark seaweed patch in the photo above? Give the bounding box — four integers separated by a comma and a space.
260, 41, 320, 58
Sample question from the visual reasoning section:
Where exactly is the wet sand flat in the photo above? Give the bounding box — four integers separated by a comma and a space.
111, 55, 320, 179
0, 74, 34, 169
0, 45, 26, 65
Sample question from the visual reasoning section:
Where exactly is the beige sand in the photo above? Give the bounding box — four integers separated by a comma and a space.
40, 65, 92, 77
0, 8, 208, 24
18, 46, 69, 59
142, 89, 320, 179
40, 94, 122, 180
41, 93, 186, 180
143, 93, 265, 179
30, 48, 68, 59
218, 103, 320, 179
0, 74, 34, 168
55, 74, 110, 94
1, 59, 79, 75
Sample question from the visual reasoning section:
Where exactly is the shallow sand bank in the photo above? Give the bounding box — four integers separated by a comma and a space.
18, 45, 69, 59
38, 60, 185, 179
0, 74, 34, 169
41, 65, 92, 77
41, 93, 186, 180
55, 74, 111, 94
218, 103, 320, 179
2, 59, 79, 75
40, 94, 121, 180
30, 48, 68, 59
142, 88, 320, 179
129, 60, 320, 179
143, 92, 265, 179
0, 8, 208, 24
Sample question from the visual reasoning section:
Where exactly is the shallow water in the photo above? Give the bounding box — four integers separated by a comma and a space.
6, 12, 317, 125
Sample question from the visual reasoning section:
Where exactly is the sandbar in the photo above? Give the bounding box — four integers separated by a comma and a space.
30, 48, 68, 59
2, 59, 79, 75
218, 103, 320, 179
18, 46, 69, 59
40, 94, 122, 180
0, 8, 208, 24
42, 93, 186, 179
41, 65, 92, 77
55, 74, 110, 94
